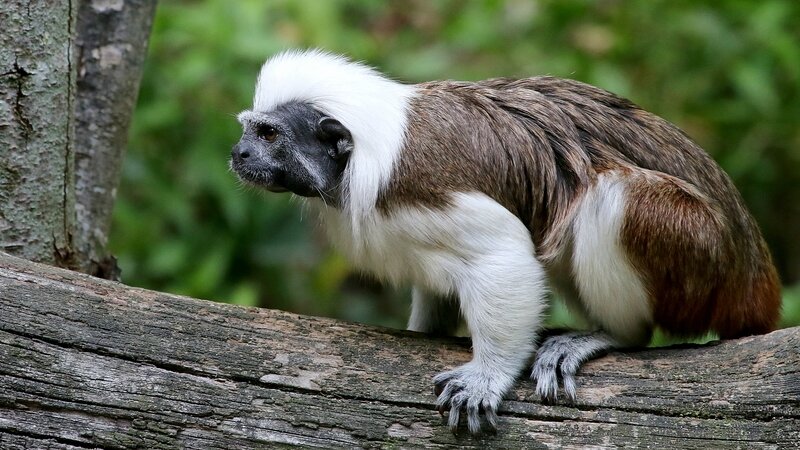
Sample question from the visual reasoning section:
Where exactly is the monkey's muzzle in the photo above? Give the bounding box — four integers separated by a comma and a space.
230, 142, 288, 192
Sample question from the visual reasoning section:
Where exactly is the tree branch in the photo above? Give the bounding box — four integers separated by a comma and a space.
0, 252, 797, 449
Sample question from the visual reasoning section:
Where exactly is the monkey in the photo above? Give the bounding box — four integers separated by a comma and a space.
230, 50, 781, 435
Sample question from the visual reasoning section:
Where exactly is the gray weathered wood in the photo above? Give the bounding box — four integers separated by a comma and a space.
0, 251, 798, 449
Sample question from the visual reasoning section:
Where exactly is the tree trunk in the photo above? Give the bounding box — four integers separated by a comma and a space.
0, 0, 155, 277
0, 0, 77, 267
73, 0, 157, 278
1, 252, 797, 449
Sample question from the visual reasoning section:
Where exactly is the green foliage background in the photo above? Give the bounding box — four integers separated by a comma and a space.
111, 0, 800, 333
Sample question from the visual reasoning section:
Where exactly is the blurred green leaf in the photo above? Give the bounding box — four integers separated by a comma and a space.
780, 284, 800, 328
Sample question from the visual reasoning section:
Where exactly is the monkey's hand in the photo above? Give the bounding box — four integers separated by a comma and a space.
433, 362, 514, 435
531, 331, 616, 402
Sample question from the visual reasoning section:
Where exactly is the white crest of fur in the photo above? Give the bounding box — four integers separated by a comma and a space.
252, 49, 415, 225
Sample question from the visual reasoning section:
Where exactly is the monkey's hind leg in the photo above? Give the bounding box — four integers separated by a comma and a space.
531, 331, 617, 402
532, 172, 653, 402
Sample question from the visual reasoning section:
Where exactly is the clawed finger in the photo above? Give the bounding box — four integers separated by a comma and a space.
447, 404, 461, 433
431, 367, 504, 435
484, 403, 498, 430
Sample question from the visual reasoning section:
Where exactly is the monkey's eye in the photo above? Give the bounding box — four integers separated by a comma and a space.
257, 124, 278, 142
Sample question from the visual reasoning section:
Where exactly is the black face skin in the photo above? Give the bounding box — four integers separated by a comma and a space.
231, 102, 352, 205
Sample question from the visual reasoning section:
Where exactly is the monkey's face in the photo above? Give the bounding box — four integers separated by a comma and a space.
232, 102, 352, 203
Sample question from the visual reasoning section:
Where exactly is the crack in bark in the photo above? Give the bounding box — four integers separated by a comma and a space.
8, 58, 33, 141
12, 398, 134, 429
1, 370, 230, 426
55, 0, 78, 269
1, 326, 223, 384
504, 393, 796, 423
7, 386, 221, 431
0, 426, 107, 449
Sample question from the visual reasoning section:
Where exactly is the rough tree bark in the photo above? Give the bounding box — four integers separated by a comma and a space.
73, 0, 157, 278
1, 252, 797, 449
0, 0, 77, 267
0, 0, 155, 277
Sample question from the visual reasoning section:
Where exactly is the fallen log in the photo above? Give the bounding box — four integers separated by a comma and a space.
0, 252, 798, 449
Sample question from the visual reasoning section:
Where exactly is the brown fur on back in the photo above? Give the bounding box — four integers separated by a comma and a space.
378, 76, 780, 338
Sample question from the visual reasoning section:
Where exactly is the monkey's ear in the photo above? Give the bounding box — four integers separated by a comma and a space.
318, 117, 352, 160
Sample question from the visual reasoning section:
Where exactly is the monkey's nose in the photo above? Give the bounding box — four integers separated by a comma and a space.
231, 143, 251, 161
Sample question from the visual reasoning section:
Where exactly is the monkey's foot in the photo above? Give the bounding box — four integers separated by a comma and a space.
530, 331, 615, 403
433, 362, 512, 435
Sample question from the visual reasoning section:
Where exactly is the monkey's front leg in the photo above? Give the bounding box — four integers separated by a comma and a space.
432, 248, 547, 434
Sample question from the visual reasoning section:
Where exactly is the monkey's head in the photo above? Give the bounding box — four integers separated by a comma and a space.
231, 101, 352, 203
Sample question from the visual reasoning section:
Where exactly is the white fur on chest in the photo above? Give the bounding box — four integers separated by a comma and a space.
319, 193, 539, 297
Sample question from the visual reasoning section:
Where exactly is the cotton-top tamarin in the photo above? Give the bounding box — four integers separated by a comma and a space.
231, 50, 781, 435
